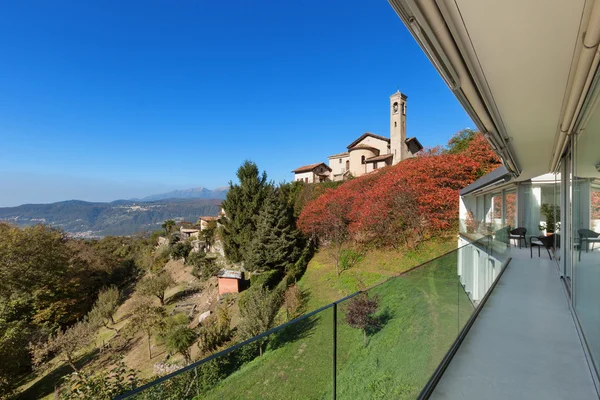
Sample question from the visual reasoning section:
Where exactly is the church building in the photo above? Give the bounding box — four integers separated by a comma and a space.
293, 91, 422, 183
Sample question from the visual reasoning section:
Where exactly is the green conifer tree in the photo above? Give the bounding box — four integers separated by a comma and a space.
245, 189, 304, 272
220, 161, 270, 263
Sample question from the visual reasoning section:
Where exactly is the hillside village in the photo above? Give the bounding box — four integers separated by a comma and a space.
292, 90, 423, 183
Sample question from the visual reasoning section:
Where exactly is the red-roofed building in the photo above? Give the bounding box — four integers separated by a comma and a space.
291, 163, 332, 183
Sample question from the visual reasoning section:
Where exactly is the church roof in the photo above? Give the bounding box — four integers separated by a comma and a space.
365, 153, 393, 163
391, 90, 408, 100
292, 162, 332, 174
348, 143, 380, 152
328, 152, 349, 159
347, 132, 390, 149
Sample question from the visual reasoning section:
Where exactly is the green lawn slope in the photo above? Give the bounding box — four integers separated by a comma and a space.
192, 237, 473, 400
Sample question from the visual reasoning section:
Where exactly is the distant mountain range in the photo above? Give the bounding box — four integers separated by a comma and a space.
0, 198, 222, 237
135, 187, 229, 202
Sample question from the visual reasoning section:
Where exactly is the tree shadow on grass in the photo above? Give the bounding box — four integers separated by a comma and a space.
165, 287, 201, 305
366, 306, 394, 340
268, 314, 321, 351
16, 349, 99, 400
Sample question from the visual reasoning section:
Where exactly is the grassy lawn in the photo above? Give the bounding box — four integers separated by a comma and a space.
192, 237, 473, 400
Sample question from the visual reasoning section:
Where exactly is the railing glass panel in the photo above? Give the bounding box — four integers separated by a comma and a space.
116, 234, 510, 400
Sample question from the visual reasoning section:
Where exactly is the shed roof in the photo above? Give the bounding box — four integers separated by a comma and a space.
217, 269, 243, 280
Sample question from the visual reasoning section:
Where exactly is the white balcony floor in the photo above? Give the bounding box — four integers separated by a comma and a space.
431, 247, 599, 400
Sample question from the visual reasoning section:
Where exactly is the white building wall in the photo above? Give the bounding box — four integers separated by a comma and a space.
329, 156, 350, 179
348, 149, 376, 177
294, 171, 315, 183
355, 136, 389, 155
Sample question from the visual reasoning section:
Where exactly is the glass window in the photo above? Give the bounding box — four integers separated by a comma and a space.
572, 127, 600, 373
483, 194, 492, 233
554, 173, 562, 261
490, 193, 502, 231
504, 190, 517, 229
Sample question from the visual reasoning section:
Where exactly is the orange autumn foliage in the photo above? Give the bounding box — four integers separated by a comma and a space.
297, 133, 501, 247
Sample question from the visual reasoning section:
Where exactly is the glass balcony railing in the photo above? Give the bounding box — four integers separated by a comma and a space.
115, 234, 510, 400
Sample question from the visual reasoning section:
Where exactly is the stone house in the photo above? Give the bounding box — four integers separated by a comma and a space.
292, 163, 332, 183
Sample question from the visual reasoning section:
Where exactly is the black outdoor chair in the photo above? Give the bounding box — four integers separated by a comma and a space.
577, 229, 600, 261
530, 234, 554, 259
509, 227, 527, 248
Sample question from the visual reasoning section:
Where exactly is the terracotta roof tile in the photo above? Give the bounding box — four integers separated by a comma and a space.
292, 162, 332, 173
328, 152, 349, 159
348, 143, 380, 152
365, 153, 393, 162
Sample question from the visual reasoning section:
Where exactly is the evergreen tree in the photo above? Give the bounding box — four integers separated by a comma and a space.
245, 189, 304, 272
220, 161, 270, 263
237, 286, 279, 357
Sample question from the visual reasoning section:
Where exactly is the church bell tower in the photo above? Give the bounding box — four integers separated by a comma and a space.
390, 91, 407, 165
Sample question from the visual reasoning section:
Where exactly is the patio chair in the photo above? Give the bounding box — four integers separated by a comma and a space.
530, 234, 554, 259
577, 229, 600, 261
509, 227, 527, 248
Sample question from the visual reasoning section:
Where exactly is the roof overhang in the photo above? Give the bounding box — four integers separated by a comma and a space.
328, 152, 349, 159
405, 137, 423, 154
459, 166, 511, 196
388, 0, 600, 181
347, 132, 390, 149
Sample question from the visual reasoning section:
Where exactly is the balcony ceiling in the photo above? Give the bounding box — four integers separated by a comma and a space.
440, 0, 588, 180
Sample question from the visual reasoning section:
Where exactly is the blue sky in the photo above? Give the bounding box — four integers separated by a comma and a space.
0, 0, 473, 206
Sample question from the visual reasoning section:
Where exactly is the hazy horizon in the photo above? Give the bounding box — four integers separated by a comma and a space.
0, 171, 226, 207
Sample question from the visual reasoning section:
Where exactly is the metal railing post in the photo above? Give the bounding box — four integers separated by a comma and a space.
333, 301, 337, 400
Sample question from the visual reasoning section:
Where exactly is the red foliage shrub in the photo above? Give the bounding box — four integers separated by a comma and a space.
297, 133, 501, 247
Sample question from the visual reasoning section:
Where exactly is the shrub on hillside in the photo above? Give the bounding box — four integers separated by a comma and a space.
249, 269, 283, 290
197, 306, 232, 356
344, 293, 380, 348
59, 360, 139, 399
189, 254, 220, 281
158, 314, 196, 363
171, 241, 192, 260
